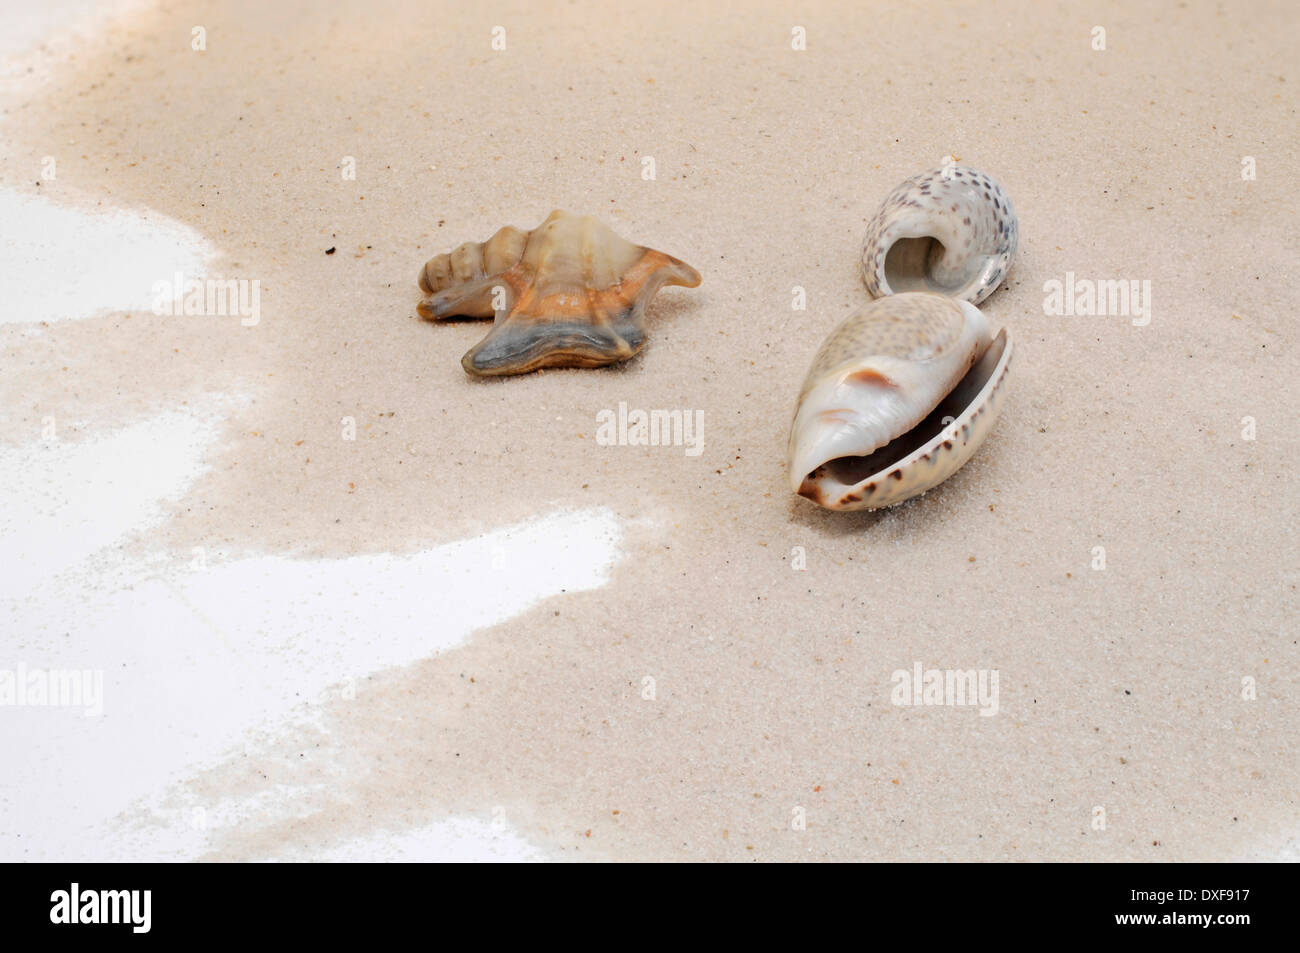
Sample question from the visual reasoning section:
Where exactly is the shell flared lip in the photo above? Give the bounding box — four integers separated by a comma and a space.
795, 327, 1013, 511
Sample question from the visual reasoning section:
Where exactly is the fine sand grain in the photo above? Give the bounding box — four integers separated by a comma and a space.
1, 0, 1296, 860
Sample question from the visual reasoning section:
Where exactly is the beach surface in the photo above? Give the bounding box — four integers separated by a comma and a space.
0, 0, 1296, 861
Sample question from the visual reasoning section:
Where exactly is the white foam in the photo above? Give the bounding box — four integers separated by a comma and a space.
0, 411, 220, 598
296, 817, 546, 863
0, 411, 621, 861
0, 0, 148, 64
0, 189, 213, 325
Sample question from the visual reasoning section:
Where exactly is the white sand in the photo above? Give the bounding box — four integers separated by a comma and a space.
0, 0, 1296, 862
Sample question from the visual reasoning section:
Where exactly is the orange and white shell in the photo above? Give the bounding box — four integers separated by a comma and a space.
417, 210, 701, 376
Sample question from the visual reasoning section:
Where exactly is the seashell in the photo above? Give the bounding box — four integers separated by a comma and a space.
860, 165, 1018, 305
417, 210, 701, 376
788, 292, 1012, 511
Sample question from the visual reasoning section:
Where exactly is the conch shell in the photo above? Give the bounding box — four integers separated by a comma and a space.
417, 210, 701, 376
860, 165, 1018, 305
788, 292, 1012, 511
